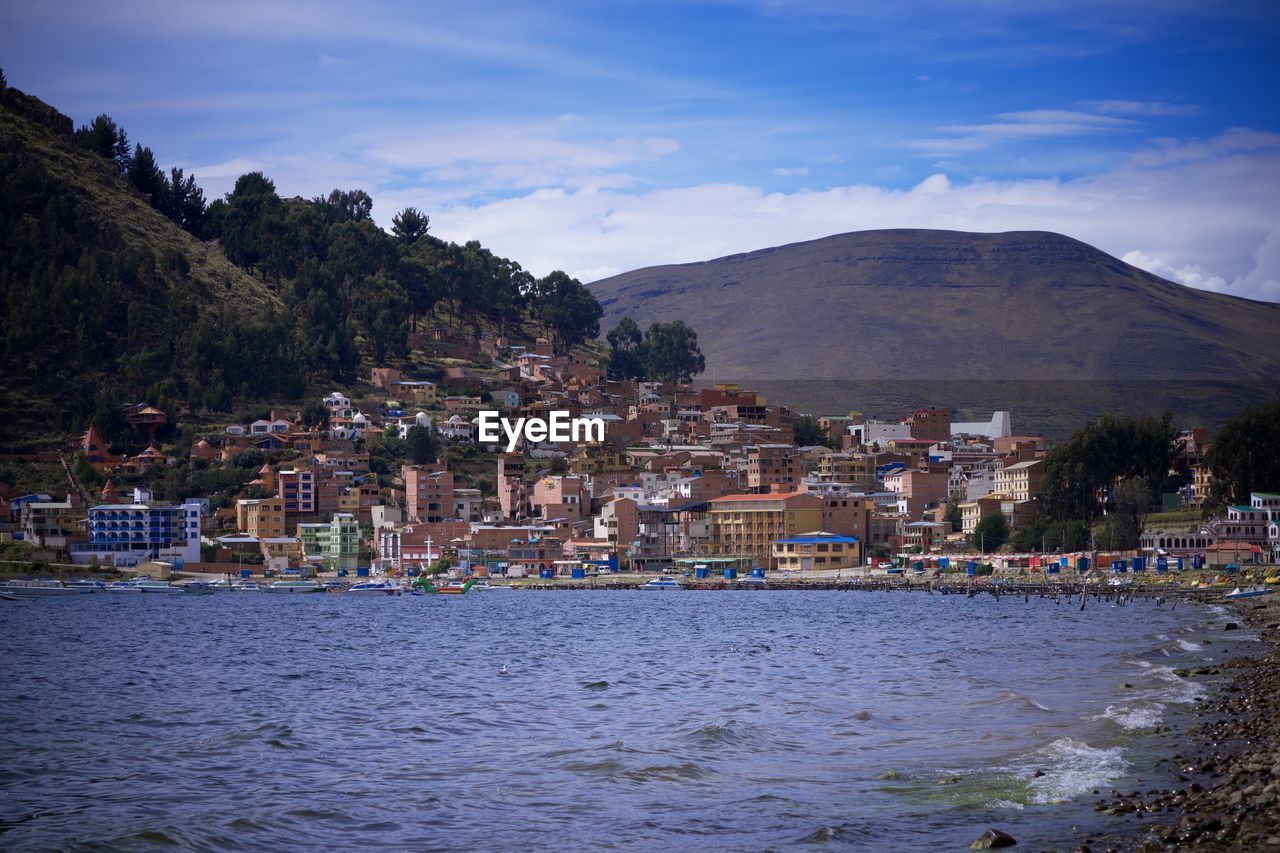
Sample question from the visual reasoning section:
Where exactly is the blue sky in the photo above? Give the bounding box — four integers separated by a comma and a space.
3, 1, 1279, 298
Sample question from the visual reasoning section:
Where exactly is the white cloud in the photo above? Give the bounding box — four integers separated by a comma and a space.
908, 108, 1137, 154
1081, 99, 1202, 117
404, 129, 1280, 302
772, 166, 810, 176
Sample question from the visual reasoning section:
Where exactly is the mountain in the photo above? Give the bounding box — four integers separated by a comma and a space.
0, 82, 602, 447
589, 229, 1280, 381
0, 83, 289, 438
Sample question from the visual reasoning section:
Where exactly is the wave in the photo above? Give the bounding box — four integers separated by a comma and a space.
1022, 738, 1129, 804
1093, 702, 1165, 730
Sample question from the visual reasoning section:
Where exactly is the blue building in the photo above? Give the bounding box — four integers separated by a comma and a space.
72, 488, 202, 568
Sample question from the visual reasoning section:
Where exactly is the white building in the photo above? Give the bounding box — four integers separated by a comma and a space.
951, 411, 1013, 440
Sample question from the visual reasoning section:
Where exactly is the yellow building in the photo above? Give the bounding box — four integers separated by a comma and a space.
772, 532, 862, 571
708, 492, 823, 567
236, 497, 288, 539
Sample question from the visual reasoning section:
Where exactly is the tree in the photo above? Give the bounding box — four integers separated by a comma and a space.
943, 494, 963, 533
391, 207, 430, 244
606, 316, 645, 380
300, 402, 331, 431
643, 320, 705, 383
323, 188, 373, 223
74, 114, 132, 171
1111, 475, 1153, 547
971, 512, 1008, 552
166, 167, 207, 235
1040, 413, 1179, 521
1203, 400, 1280, 509
126, 144, 168, 209
791, 415, 827, 448
405, 424, 441, 465
534, 271, 602, 353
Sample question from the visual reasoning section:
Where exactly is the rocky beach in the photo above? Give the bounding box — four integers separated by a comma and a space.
1084, 596, 1280, 850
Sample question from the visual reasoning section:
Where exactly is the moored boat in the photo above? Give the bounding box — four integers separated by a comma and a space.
1225, 585, 1272, 599
65, 578, 107, 593
346, 579, 402, 596
638, 576, 684, 591
263, 579, 325, 594
135, 578, 184, 594
1, 579, 81, 597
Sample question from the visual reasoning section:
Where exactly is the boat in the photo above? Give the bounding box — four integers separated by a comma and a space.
65, 578, 107, 593
0, 579, 81, 596
262, 579, 325, 594
437, 578, 477, 595
638, 576, 684, 591
0, 591, 21, 601
1225, 586, 1272, 599
180, 581, 217, 595
469, 580, 492, 592
346, 579, 402, 596
135, 578, 184, 594
105, 579, 143, 592
231, 581, 262, 592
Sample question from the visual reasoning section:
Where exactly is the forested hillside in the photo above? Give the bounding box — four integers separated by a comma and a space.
0, 74, 603, 443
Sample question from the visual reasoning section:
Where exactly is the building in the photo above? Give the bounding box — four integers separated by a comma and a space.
993, 459, 1044, 503
531, 475, 589, 523
403, 463, 455, 523
772, 532, 861, 572
708, 492, 823, 567
951, 411, 1013, 440
277, 469, 317, 515
73, 488, 202, 567
902, 520, 948, 552
297, 513, 361, 572
236, 497, 288, 539
746, 444, 800, 492
19, 499, 81, 549
902, 407, 951, 443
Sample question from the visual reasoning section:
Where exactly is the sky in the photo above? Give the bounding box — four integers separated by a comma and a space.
3, 0, 1279, 300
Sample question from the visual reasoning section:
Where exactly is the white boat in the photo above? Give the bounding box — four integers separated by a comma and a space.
346, 580, 402, 596
65, 578, 107, 593
135, 578, 183, 594
468, 580, 492, 592
1225, 586, 1272, 599
105, 579, 143, 593
180, 581, 217, 595
263, 579, 325, 594
638, 576, 684, 591
1, 579, 80, 597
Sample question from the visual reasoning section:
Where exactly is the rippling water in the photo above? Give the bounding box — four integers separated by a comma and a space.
0, 591, 1253, 850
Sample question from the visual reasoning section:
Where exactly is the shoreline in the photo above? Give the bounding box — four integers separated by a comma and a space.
1081, 595, 1280, 850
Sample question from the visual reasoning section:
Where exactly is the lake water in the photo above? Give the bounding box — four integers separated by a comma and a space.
0, 590, 1252, 850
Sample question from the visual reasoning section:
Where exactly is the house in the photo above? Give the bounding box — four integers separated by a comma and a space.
490, 388, 521, 409
80, 425, 118, 470
902, 520, 948, 552
772, 532, 861, 572
323, 391, 353, 419
396, 380, 438, 405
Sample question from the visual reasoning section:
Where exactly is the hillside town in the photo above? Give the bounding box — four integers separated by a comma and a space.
5, 328, 1276, 584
